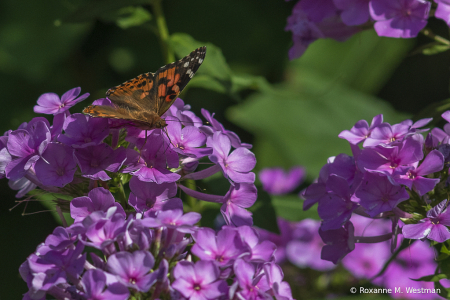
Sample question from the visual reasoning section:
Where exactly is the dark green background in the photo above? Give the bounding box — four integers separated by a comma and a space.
1, 0, 449, 299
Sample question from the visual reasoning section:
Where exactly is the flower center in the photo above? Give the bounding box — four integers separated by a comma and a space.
193, 283, 201, 291
90, 160, 99, 167
56, 168, 65, 176
389, 137, 396, 142
129, 277, 137, 285
84, 137, 92, 143
215, 255, 224, 262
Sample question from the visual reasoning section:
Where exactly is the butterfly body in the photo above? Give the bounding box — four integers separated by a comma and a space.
83, 47, 206, 130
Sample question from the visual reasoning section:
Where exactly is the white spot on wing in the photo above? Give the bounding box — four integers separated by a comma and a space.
183, 62, 189, 67
198, 58, 203, 63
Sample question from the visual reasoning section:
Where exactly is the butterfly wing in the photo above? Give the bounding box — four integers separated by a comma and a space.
153, 46, 206, 116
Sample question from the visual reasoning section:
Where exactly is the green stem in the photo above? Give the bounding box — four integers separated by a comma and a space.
117, 181, 128, 208
185, 179, 199, 212
421, 28, 450, 46
150, 0, 175, 64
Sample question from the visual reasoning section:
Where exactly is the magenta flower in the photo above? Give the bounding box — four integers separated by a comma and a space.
208, 132, 256, 184
192, 227, 246, 267
435, 0, 450, 25
58, 114, 109, 148
34, 87, 89, 115
34, 143, 77, 187
352, 172, 409, 217
233, 259, 270, 299
369, 0, 431, 38
80, 269, 129, 300
403, 200, 450, 243
236, 226, 276, 262
333, 0, 370, 26
392, 149, 444, 196
357, 137, 423, 175
5, 119, 51, 180
259, 166, 305, 195
70, 187, 125, 223
129, 131, 180, 184
141, 209, 201, 233
165, 116, 212, 158
172, 260, 227, 300
319, 221, 355, 264
106, 250, 157, 292
221, 183, 256, 226
338, 114, 383, 145
128, 177, 179, 213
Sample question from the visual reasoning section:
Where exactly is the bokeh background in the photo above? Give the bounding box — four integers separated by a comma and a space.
1, 0, 450, 299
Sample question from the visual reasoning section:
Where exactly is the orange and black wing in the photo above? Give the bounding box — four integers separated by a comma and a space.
105, 72, 155, 112
153, 46, 206, 116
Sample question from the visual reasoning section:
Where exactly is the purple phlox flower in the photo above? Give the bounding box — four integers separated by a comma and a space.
34, 143, 77, 188
431, 111, 450, 143
25, 242, 86, 296
70, 187, 126, 223
358, 137, 423, 175
318, 174, 358, 230
343, 241, 390, 280
403, 200, 450, 242
121, 218, 154, 252
164, 98, 203, 127
128, 176, 179, 214
319, 221, 355, 264
0, 136, 11, 179
369, 0, 431, 38
172, 260, 228, 300
264, 262, 294, 300
235, 225, 276, 262
436, 1, 450, 26
302, 153, 356, 210
50, 112, 67, 141
285, 5, 324, 59
392, 150, 444, 196
382, 241, 442, 299
207, 132, 256, 184
221, 183, 257, 227
200, 109, 251, 149
338, 114, 383, 145
192, 227, 247, 267
259, 166, 305, 195
333, 0, 371, 26
233, 258, 271, 300
363, 122, 411, 147
107, 250, 157, 292
178, 182, 256, 227
58, 113, 109, 148
34, 87, 89, 115
285, 219, 336, 271
43, 226, 78, 251
141, 208, 201, 234
165, 116, 212, 158
426, 132, 440, 151
80, 269, 130, 300
128, 131, 181, 183
298, 0, 337, 22
254, 218, 293, 264
82, 208, 127, 252
74, 144, 125, 181
352, 172, 410, 217
5, 118, 51, 180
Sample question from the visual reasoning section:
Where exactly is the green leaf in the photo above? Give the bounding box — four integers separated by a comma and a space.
297, 30, 412, 94
434, 280, 450, 299
411, 273, 447, 282
228, 68, 409, 179
114, 7, 152, 29
64, 0, 150, 23
250, 188, 279, 234
272, 195, 319, 221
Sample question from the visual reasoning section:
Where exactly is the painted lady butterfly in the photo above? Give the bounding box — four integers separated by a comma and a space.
83, 46, 206, 130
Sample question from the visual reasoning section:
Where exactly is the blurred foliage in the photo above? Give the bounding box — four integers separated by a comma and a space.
1, 0, 450, 299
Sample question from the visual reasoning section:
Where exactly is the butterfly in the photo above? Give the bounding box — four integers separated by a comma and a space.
83, 46, 206, 130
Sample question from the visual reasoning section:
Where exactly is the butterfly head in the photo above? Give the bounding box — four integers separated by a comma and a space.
155, 118, 167, 129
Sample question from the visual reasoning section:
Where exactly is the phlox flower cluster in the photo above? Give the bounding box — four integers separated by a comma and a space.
1, 87, 294, 300
285, 0, 448, 59
302, 112, 450, 265
257, 166, 447, 298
